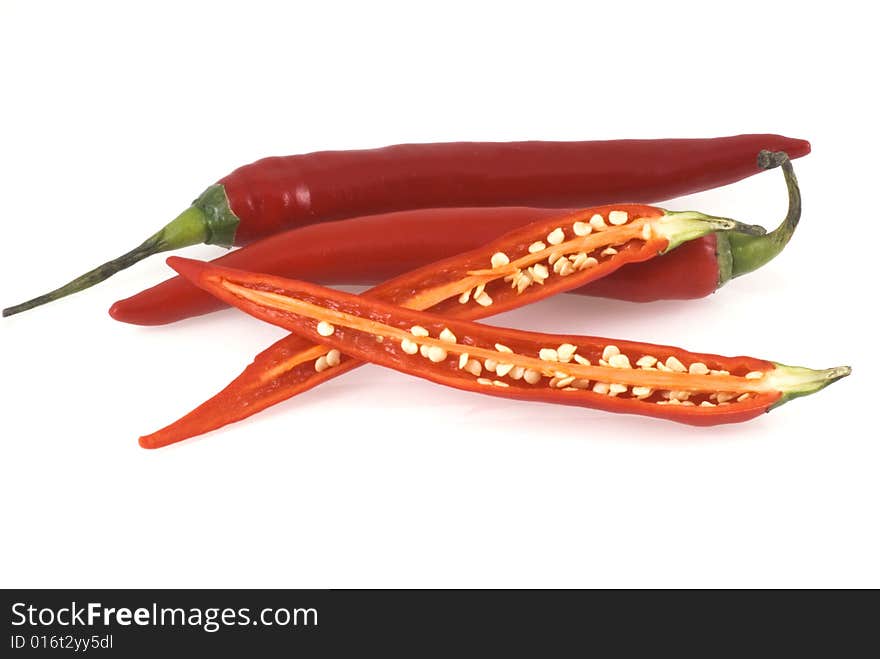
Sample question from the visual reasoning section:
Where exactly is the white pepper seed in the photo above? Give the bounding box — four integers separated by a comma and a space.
547, 227, 565, 245
571, 252, 589, 269
539, 348, 558, 362
490, 252, 510, 268
465, 359, 483, 376
573, 221, 592, 236
608, 354, 631, 369
609, 210, 628, 225
523, 369, 542, 384
475, 292, 493, 307
531, 263, 549, 280
665, 356, 687, 372
552, 257, 570, 274
557, 343, 577, 362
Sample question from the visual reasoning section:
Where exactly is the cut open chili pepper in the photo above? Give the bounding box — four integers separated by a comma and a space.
3, 134, 809, 317
110, 151, 802, 325
166, 257, 850, 427
139, 201, 769, 447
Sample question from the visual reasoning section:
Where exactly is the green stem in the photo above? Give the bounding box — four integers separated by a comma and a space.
766, 363, 851, 410
722, 150, 801, 281
3, 184, 240, 317
659, 211, 765, 253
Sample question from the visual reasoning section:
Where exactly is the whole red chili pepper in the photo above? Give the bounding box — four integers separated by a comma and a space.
3, 134, 809, 317
167, 257, 850, 427
110, 151, 800, 325
139, 199, 770, 447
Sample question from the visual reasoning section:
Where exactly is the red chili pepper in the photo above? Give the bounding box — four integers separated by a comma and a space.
138, 202, 769, 447
3, 135, 809, 317
165, 257, 850, 429
110, 150, 801, 325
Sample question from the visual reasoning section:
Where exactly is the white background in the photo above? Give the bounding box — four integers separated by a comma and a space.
1, 1, 876, 588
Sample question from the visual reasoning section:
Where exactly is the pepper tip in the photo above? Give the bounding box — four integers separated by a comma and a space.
138, 435, 158, 449
165, 256, 205, 283
107, 300, 123, 321
791, 137, 811, 159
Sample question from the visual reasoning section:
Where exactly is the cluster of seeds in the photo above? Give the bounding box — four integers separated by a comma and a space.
314, 348, 342, 373
310, 289, 764, 410
311, 321, 342, 372
390, 321, 763, 408
400, 324, 458, 362
458, 210, 650, 307
528, 344, 763, 406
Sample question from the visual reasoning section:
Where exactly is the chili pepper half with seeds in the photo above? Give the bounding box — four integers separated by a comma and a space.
167, 257, 850, 426
109, 151, 801, 325
140, 200, 770, 447
3, 134, 808, 317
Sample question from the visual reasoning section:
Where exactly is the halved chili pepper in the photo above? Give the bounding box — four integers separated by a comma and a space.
166, 257, 850, 427
110, 151, 800, 325
3, 134, 809, 317
139, 201, 769, 447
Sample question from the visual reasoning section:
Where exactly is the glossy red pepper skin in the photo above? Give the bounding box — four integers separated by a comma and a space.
5, 135, 807, 318
222, 135, 810, 243
110, 207, 721, 325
